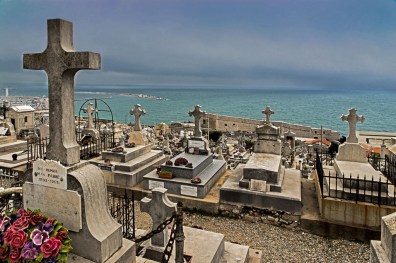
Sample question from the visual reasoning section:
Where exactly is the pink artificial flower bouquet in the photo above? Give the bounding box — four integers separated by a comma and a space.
0, 208, 72, 263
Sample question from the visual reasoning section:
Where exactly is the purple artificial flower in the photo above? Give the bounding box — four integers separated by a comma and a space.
21, 242, 39, 260
30, 229, 49, 246
10, 212, 21, 222
0, 216, 10, 231
42, 223, 54, 233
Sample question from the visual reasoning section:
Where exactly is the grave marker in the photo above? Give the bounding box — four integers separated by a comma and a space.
189, 105, 206, 138
130, 104, 146, 131
23, 19, 101, 166
141, 188, 177, 247
341, 108, 365, 143
263, 106, 274, 125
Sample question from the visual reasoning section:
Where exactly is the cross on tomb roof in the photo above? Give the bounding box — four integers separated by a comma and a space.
140, 188, 177, 247
341, 108, 365, 143
189, 105, 206, 137
262, 106, 274, 125
23, 19, 101, 166
83, 103, 96, 129
130, 104, 146, 131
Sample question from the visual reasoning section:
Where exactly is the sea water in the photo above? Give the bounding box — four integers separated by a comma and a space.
4, 83, 396, 136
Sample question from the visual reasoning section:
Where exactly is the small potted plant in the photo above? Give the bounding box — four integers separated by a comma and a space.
158, 170, 173, 179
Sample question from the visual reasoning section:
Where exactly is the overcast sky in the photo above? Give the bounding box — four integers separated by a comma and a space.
1, 0, 396, 89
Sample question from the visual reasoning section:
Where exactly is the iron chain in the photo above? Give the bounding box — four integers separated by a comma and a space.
132, 213, 176, 243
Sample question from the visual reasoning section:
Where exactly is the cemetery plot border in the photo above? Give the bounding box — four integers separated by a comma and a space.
316, 152, 396, 206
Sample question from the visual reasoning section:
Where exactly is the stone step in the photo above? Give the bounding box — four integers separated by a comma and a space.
112, 155, 168, 186
115, 150, 164, 172
220, 242, 249, 263
102, 144, 153, 163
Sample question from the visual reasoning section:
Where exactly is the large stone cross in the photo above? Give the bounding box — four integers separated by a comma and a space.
83, 102, 96, 129
341, 108, 365, 143
140, 188, 177, 247
189, 105, 206, 137
130, 104, 146, 131
23, 19, 101, 166
262, 106, 274, 125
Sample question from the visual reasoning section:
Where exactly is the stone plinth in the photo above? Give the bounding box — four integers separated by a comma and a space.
371, 212, 396, 263
128, 131, 147, 145
336, 143, 367, 163
102, 144, 152, 163
161, 153, 213, 179
243, 153, 282, 184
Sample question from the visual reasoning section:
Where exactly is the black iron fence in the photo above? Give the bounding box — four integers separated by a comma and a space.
27, 134, 116, 167
367, 155, 396, 185
316, 152, 396, 206
107, 190, 136, 240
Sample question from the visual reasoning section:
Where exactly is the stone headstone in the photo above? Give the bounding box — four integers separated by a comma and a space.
341, 108, 365, 143
23, 19, 101, 166
254, 106, 281, 154
189, 105, 206, 138
23, 19, 135, 263
141, 188, 177, 247
130, 104, 146, 132
39, 124, 49, 139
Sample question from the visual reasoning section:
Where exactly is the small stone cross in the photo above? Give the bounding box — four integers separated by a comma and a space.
341, 108, 365, 143
130, 104, 146, 131
189, 105, 206, 137
83, 103, 96, 129
140, 188, 177, 247
262, 106, 274, 125
23, 19, 101, 166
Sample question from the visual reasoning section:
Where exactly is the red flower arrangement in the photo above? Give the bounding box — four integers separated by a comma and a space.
0, 208, 72, 263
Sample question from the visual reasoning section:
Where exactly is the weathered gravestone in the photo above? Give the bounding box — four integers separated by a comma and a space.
187, 105, 209, 152
23, 18, 135, 263
141, 187, 177, 247
82, 102, 100, 140
128, 104, 147, 145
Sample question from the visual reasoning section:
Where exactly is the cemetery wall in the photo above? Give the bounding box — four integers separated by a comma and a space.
204, 113, 340, 140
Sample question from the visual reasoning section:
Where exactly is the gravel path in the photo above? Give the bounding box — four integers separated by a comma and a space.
134, 204, 370, 263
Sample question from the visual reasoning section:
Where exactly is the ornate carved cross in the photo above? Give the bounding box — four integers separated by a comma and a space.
341, 108, 365, 143
189, 105, 206, 137
263, 106, 274, 125
83, 102, 96, 129
130, 104, 146, 131
23, 19, 101, 166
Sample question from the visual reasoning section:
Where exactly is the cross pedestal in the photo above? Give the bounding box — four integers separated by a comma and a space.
141, 188, 177, 247
23, 19, 101, 166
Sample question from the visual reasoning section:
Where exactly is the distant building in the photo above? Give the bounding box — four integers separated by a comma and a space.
8, 105, 35, 133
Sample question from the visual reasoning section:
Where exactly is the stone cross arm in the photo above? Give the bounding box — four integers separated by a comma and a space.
189, 105, 206, 137
340, 108, 364, 143
24, 52, 100, 72
262, 106, 274, 125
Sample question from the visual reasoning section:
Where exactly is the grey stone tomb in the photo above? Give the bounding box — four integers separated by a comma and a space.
23, 18, 135, 263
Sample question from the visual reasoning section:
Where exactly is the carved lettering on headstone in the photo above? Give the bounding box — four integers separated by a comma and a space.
33, 159, 67, 190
